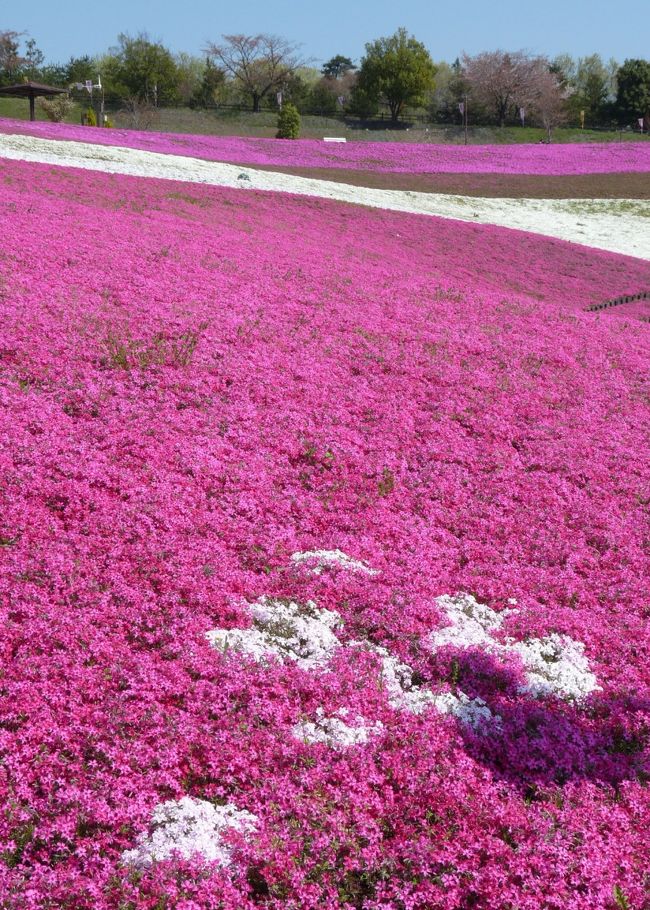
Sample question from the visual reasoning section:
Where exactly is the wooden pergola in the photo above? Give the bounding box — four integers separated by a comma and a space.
0, 81, 68, 121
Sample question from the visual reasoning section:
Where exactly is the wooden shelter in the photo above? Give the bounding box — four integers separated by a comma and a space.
0, 81, 68, 121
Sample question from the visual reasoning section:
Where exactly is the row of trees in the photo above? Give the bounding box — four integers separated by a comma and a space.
2, 27, 649, 130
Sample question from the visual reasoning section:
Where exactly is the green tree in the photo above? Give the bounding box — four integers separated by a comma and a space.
109, 33, 180, 105
555, 54, 612, 126
276, 101, 300, 138
39, 63, 68, 86
175, 53, 206, 104
189, 57, 225, 109
347, 83, 379, 119
66, 55, 95, 85
282, 72, 311, 111
428, 58, 473, 123
321, 55, 355, 79
354, 27, 435, 123
308, 79, 339, 116
22, 38, 44, 81
616, 58, 650, 123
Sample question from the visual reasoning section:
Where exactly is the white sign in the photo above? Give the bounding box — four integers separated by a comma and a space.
276, 91, 283, 108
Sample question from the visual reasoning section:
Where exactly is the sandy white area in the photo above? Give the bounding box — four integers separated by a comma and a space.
1, 133, 648, 260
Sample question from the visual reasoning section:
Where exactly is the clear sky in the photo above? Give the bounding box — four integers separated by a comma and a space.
5, 0, 648, 67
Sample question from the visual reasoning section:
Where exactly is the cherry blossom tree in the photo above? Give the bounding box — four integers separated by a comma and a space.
463, 50, 555, 127
206, 34, 303, 112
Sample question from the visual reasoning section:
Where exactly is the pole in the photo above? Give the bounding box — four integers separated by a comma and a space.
29, 91, 35, 121
464, 94, 468, 145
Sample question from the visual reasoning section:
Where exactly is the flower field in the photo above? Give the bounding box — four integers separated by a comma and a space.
1, 156, 650, 909
1, 117, 649, 175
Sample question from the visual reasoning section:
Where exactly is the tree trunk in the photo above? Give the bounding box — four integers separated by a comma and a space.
252, 94, 260, 113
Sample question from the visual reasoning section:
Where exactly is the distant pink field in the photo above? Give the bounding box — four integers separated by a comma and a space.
1, 116, 649, 174
1, 159, 649, 908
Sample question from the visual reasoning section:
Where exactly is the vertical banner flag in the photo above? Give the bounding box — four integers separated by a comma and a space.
519, 107, 525, 126
337, 95, 346, 108
458, 101, 465, 115
276, 92, 283, 108
639, 117, 645, 130
85, 80, 93, 94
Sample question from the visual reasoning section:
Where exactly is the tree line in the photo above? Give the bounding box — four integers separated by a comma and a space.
1, 27, 649, 131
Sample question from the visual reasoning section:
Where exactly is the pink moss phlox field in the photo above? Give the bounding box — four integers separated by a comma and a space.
1, 158, 650, 909
1, 116, 650, 175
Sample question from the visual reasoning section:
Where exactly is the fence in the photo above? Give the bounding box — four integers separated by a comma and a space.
586, 291, 650, 313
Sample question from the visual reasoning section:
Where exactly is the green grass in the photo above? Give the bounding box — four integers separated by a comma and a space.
564, 199, 650, 217
0, 96, 84, 124
2, 97, 649, 145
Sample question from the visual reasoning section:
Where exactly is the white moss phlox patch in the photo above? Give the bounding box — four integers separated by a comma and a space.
511, 633, 601, 701
291, 549, 379, 576
430, 691, 500, 731
430, 593, 513, 651
206, 597, 342, 670
293, 707, 383, 749
349, 640, 436, 715
121, 797, 257, 868
430, 593, 600, 702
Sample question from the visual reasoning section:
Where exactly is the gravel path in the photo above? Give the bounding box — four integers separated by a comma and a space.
2, 133, 649, 260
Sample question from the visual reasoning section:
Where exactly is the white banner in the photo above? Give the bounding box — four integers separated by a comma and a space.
458, 102, 464, 115
276, 92, 283, 108
639, 117, 645, 130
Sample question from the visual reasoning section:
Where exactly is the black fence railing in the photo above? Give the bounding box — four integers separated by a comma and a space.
587, 291, 650, 313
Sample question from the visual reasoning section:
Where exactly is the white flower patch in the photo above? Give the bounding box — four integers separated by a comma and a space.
348, 640, 502, 728
349, 641, 436, 715
511, 634, 601, 702
429, 593, 600, 703
430, 691, 500, 732
429, 593, 513, 652
122, 797, 257, 868
293, 707, 383, 749
206, 597, 342, 671
377, 651, 438, 715
290, 549, 379, 576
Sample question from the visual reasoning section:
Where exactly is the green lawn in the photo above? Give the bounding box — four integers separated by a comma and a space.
0, 96, 84, 124
1, 97, 648, 144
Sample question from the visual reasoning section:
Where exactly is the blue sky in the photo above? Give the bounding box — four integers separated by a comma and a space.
6, 0, 648, 66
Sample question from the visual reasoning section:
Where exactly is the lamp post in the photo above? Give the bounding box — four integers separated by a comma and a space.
96, 76, 104, 125
458, 95, 468, 145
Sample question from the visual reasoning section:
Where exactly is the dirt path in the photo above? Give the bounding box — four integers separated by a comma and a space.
242, 165, 650, 199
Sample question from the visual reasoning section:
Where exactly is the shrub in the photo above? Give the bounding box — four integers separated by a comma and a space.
85, 106, 97, 126
276, 102, 301, 139
39, 95, 74, 123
